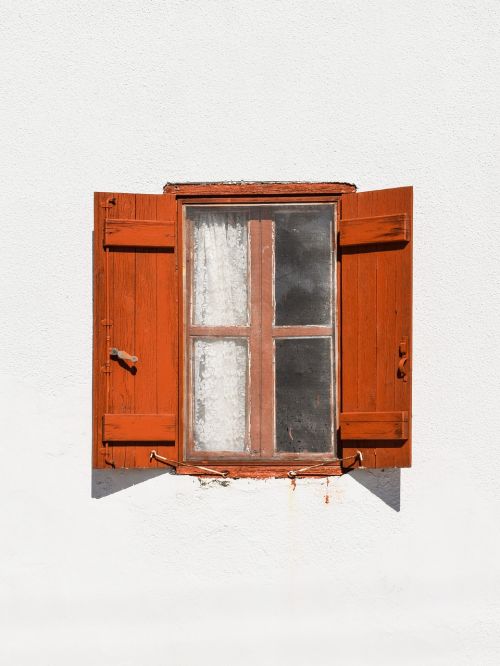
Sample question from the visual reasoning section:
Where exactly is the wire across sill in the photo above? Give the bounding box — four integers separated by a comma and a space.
149, 450, 362, 479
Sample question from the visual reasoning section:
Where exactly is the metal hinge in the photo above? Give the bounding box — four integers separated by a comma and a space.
100, 197, 116, 209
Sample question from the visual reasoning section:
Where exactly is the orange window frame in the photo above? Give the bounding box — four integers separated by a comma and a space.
175, 191, 346, 477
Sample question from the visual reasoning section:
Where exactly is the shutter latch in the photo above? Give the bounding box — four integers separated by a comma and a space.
110, 347, 138, 363
398, 337, 408, 382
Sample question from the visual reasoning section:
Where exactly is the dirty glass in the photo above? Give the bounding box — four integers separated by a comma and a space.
275, 337, 332, 453
274, 206, 332, 326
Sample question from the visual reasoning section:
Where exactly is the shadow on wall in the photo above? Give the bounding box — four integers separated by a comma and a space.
92, 468, 173, 498
92, 467, 400, 511
349, 468, 401, 511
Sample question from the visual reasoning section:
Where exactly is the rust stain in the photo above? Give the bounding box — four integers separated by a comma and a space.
290, 477, 296, 491
324, 477, 330, 504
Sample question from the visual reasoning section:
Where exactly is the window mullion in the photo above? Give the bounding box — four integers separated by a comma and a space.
260, 215, 275, 458
249, 216, 262, 455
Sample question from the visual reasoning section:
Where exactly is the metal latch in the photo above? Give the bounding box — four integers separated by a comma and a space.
110, 348, 138, 363
398, 337, 408, 382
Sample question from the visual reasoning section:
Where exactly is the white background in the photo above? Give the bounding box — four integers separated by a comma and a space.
1, 2, 499, 664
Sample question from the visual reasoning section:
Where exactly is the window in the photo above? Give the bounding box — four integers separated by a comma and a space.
186, 204, 336, 461
93, 182, 412, 477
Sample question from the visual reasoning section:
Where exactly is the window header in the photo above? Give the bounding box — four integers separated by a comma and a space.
163, 181, 357, 196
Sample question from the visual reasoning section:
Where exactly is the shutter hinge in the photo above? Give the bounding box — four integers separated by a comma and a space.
100, 197, 116, 209
100, 365, 111, 374
101, 318, 113, 327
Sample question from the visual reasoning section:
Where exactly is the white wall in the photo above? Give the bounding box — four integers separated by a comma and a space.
2, 2, 499, 664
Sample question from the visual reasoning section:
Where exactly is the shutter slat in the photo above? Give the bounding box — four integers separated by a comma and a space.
104, 218, 175, 247
339, 213, 409, 247
103, 414, 176, 441
340, 411, 408, 440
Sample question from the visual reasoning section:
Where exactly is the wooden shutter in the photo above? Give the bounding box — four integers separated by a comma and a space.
339, 187, 412, 468
93, 192, 179, 468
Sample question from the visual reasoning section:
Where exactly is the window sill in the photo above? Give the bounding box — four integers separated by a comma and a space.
175, 463, 345, 479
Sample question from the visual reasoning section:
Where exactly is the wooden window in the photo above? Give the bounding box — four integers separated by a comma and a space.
185, 204, 335, 461
93, 183, 412, 477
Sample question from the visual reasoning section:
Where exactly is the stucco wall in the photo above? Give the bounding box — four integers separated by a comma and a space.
2, 2, 499, 664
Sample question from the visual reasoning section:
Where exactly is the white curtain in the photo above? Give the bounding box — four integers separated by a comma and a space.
192, 210, 249, 326
193, 339, 248, 452
190, 209, 250, 451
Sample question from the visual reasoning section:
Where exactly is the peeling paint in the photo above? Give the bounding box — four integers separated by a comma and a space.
198, 477, 231, 488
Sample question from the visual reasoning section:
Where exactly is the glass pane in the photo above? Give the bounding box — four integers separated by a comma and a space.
193, 338, 248, 452
190, 208, 249, 326
274, 205, 333, 326
275, 338, 332, 453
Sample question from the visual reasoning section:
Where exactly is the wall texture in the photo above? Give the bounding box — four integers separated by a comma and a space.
1, 2, 499, 664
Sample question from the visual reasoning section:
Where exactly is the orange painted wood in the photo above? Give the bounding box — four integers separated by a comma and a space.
259, 216, 275, 458
164, 182, 356, 196
340, 411, 408, 440
94, 183, 412, 475
155, 194, 180, 465
249, 217, 262, 456
104, 218, 175, 248
93, 193, 116, 468
93, 192, 180, 468
184, 203, 338, 463
175, 464, 343, 478
109, 194, 136, 467
175, 195, 343, 205
133, 196, 158, 466
103, 414, 176, 441
339, 213, 409, 247
340, 186, 412, 469
272, 326, 333, 337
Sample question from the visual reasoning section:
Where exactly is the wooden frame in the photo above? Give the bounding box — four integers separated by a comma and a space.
173, 183, 353, 476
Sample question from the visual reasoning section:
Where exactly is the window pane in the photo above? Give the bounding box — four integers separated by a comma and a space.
193, 338, 248, 452
274, 205, 333, 326
275, 338, 332, 453
190, 208, 249, 326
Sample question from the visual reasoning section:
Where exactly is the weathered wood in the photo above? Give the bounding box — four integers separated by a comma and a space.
164, 181, 356, 196
340, 411, 409, 440
340, 186, 413, 469
155, 194, 180, 464
94, 184, 412, 474
175, 464, 343, 478
109, 195, 136, 467
93, 193, 180, 468
104, 218, 175, 248
103, 414, 176, 441
339, 213, 409, 247
273, 326, 333, 337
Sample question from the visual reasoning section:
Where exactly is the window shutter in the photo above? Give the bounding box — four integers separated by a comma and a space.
93, 192, 179, 468
339, 187, 412, 469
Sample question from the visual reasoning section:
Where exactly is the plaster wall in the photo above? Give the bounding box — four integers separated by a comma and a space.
1, 2, 499, 664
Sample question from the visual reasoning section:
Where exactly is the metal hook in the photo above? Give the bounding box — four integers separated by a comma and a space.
110, 347, 138, 363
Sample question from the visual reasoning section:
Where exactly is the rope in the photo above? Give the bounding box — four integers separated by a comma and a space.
150, 450, 362, 479
287, 451, 363, 478
149, 450, 229, 478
